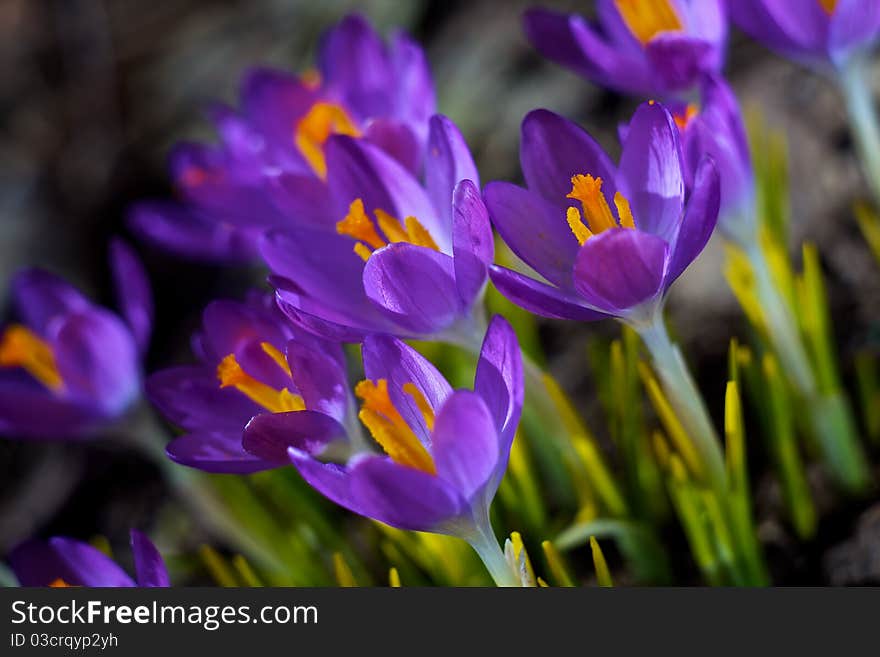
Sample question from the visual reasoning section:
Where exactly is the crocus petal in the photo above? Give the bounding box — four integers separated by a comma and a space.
523, 9, 653, 94
288, 448, 359, 514
363, 119, 421, 175
362, 333, 453, 445
483, 181, 579, 289
452, 180, 494, 307
488, 266, 609, 322
681, 0, 727, 53
425, 115, 480, 233
147, 366, 258, 433
645, 33, 715, 91
243, 411, 347, 462
617, 102, 685, 241
524, 9, 603, 79
387, 30, 436, 138
830, 0, 880, 62
264, 173, 335, 228
684, 75, 753, 221
0, 376, 99, 439
170, 140, 286, 230
126, 201, 258, 263
166, 429, 278, 474
363, 243, 463, 335
9, 539, 79, 587
11, 269, 90, 337
474, 315, 524, 444
284, 340, 348, 420
109, 238, 153, 355
573, 228, 669, 315
520, 109, 618, 209
349, 456, 466, 531
239, 67, 316, 165
729, 0, 828, 59
199, 299, 291, 364
318, 14, 393, 120
259, 227, 380, 324
274, 286, 388, 341
432, 390, 499, 500
325, 137, 445, 249
53, 309, 140, 415
49, 537, 136, 587
130, 530, 169, 587
665, 157, 720, 284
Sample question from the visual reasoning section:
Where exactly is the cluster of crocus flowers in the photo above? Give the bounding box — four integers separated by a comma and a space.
4, 5, 877, 589
148, 292, 356, 473
524, 0, 726, 96
0, 240, 150, 438
244, 316, 524, 586
128, 14, 435, 262
9, 530, 169, 587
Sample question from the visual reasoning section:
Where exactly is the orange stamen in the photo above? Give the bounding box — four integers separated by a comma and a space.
337, 198, 440, 261
294, 102, 361, 179
615, 0, 683, 45
818, 0, 837, 14
355, 379, 436, 474
217, 354, 304, 413
0, 324, 64, 391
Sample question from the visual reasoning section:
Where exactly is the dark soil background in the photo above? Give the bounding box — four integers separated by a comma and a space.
0, 0, 878, 584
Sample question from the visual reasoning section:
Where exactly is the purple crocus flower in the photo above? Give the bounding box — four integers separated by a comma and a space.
485, 101, 719, 326
128, 14, 435, 262
8, 530, 169, 587
260, 115, 493, 346
524, 0, 727, 97
0, 240, 151, 439
243, 316, 523, 584
147, 292, 353, 474
729, 0, 880, 70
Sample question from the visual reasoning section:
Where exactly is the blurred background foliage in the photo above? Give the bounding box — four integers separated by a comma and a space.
1, 0, 878, 585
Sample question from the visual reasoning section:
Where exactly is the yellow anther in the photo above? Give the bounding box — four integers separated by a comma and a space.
402, 382, 436, 432
295, 101, 361, 179
614, 192, 636, 229
336, 199, 387, 250
818, 0, 837, 14
355, 379, 436, 475
338, 199, 440, 261
353, 243, 373, 262
49, 578, 71, 588
374, 208, 410, 243
614, 0, 683, 45
673, 104, 699, 131
403, 216, 440, 250
566, 207, 593, 246
260, 341, 291, 377
217, 354, 304, 413
567, 175, 618, 233
0, 324, 64, 392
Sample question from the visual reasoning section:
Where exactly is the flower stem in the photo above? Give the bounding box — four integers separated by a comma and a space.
839, 57, 880, 207
745, 244, 815, 395
636, 315, 727, 493
744, 244, 870, 493
464, 518, 520, 587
